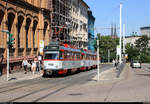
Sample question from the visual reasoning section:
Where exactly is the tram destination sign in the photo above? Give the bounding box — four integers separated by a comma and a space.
44, 46, 59, 51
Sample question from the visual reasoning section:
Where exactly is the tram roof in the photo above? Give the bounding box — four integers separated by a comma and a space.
81, 50, 96, 55
60, 46, 81, 53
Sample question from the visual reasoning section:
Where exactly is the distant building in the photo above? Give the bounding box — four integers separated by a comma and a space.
125, 36, 141, 46
140, 26, 150, 37
88, 10, 95, 53
111, 24, 118, 39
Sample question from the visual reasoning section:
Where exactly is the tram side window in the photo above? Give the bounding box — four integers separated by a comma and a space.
44, 53, 59, 59
59, 52, 63, 59
77, 53, 80, 60
64, 51, 67, 59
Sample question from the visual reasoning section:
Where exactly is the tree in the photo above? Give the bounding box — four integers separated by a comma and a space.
125, 35, 150, 63
135, 35, 150, 53
93, 34, 119, 62
125, 43, 139, 62
135, 35, 150, 63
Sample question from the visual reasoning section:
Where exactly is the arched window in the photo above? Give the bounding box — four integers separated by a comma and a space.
26, 18, 31, 48
17, 16, 24, 48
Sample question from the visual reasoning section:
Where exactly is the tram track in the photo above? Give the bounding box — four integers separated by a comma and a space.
8, 70, 97, 102
0, 77, 54, 93
0, 64, 112, 102
0, 64, 111, 94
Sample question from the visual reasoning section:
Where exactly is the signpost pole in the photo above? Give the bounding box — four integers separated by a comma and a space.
1, 30, 10, 81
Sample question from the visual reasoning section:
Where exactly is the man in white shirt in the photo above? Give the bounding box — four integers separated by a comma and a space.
22, 57, 28, 74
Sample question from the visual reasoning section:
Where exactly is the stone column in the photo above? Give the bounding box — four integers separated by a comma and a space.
46, 24, 51, 45
1, 13, 5, 49
23, 17, 26, 56
30, 20, 33, 56
3, 10, 8, 58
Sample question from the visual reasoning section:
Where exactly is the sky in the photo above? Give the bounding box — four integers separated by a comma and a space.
84, 0, 150, 37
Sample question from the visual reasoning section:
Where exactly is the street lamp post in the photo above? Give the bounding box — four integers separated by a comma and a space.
1, 30, 10, 81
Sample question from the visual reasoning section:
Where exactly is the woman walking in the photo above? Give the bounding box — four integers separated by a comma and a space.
31, 60, 36, 75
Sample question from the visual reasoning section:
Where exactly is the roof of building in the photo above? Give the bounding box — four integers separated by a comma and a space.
80, 0, 90, 9
125, 35, 142, 38
140, 26, 150, 30
88, 10, 95, 20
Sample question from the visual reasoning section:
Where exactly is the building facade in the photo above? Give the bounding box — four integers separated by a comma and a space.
88, 10, 95, 53
125, 36, 141, 46
0, 0, 51, 73
0, 0, 92, 74
48, 0, 72, 43
140, 26, 150, 37
70, 0, 89, 49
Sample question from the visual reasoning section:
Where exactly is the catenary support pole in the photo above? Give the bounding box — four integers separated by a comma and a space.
108, 49, 110, 63
119, 3, 122, 64
123, 24, 125, 53
97, 39, 100, 81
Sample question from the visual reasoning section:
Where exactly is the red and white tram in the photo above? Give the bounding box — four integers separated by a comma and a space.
42, 42, 97, 77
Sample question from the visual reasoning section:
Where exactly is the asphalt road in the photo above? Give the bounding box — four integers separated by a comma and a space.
0, 64, 113, 102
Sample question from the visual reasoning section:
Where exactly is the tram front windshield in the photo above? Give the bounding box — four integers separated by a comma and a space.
44, 52, 59, 59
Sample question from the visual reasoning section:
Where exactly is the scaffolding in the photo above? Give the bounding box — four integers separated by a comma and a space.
48, 0, 72, 44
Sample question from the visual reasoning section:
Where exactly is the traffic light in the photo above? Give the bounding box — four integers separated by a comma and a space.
7, 33, 15, 49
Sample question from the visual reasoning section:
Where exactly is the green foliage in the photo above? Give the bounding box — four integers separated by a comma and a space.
94, 33, 119, 62
135, 35, 149, 52
126, 35, 150, 63
125, 43, 139, 61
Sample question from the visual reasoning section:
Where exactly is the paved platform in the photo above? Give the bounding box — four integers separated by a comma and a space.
0, 70, 43, 85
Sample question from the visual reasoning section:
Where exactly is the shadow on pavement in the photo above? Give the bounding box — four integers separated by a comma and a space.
8, 77, 17, 81
136, 74, 150, 77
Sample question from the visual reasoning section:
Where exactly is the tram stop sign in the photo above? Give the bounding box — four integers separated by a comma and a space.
40, 40, 44, 48
39, 40, 44, 55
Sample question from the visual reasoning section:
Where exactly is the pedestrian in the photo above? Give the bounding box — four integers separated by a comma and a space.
27, 61, 32, 72
38, 55, 42, 72
31, 60, 36, 75
36, 60, 40, 73
0, 55, 4, 76
115, 59, 118, 67
22, 57, 28, 74
112, 59, 115, 67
